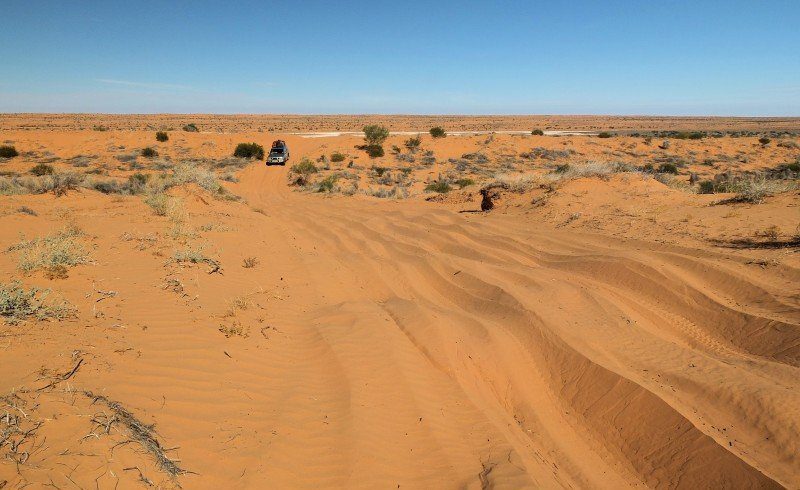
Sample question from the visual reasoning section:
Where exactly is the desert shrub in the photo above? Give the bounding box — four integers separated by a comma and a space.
549, 161, 629, 181
759, 137, 771, 146
776, 140, 798, 149
698, 180, 715, 194
92, 125, 109, 131
220, 172, 239, 182
156, 131, 169, 142
317, 175, 339, 193
30, 163, 54, 176
330, 152, 346, 162
367, 185, 409, 199
371, 166, 388, 177
363, 125, 389, 146
17, 206, 37, 216
145, 192, 170, 215
0, 146, 19, 158
141, 147, 158, 158
455, 178, 475, 188
404, 136, 421, 151
0, 281, 75, 324
233, 142, 265, 159
425, 181, 451, 193
554, 164, 570, 173
728, 177, 790, 203
9, 225, 90, 273
597, 132, 613, 138
531, 129, 544, 136
429, 127, 446, 138
183, 123, 199, 132
242, 257, 259, 268
128, 172, 150, 192
291, 158, 319, 175
673, 131, 704, 140
364, 145, 384, 158
657, 163, 679, 174
91, 180, 123, 194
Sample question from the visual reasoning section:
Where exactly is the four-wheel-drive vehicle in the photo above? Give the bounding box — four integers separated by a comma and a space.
267, 140, 290, 165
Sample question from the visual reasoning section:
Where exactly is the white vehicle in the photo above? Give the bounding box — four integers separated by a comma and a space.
267, 140, 289, 166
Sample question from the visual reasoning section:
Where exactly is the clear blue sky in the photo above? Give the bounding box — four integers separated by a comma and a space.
1, 0, 798, 115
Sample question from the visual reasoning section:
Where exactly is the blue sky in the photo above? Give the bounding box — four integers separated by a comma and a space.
1, 0, 798, 115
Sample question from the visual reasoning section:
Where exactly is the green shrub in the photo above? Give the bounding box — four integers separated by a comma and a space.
183, 123, 199, 132
531, 129, 544, 136
30, 163, 54, 176
555, 164, 571, 173
141, 147, 158, 158
363, 125, 390, 146
317, 175, 338, 193
330, 152, 346, 162
429, 127, 446, 138
455, 178, 475, 188
156, 131, 169, 142
425, 181, 451, 193
0, 146, 19, 158
758, 137, 771, 146
404, 136, 421, 150
657, 163, 679, 174
233, 142, 265, 159
371, 166, 388, 177
145, 193, 170, 216
698, 180, 715, 194
291, 158, 319, 175
365, 145, 384, 158
597, 132, 613, 138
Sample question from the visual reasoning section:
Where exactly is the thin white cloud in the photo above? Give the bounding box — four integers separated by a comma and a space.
95, 78, 193, 90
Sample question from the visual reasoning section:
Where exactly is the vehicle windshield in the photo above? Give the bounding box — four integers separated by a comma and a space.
270, 149, 284, 154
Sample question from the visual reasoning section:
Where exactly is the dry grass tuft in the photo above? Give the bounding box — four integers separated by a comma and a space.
9, 225, 90, 273
0, 281, 75, 324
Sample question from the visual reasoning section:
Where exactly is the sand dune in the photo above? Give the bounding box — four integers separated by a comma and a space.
1, 122, 798, 488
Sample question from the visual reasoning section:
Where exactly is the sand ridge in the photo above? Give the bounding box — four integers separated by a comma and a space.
1, 120, 798, 488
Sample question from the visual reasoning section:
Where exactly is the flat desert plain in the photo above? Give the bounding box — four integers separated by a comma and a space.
1, 114, 799, 489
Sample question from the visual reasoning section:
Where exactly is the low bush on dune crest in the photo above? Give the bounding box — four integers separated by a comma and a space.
0, 145, 19, 158
0, 281, 75, 324
156, 131, 169, 142
233, 143, 265, 160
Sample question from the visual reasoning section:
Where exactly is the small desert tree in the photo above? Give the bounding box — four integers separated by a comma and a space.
362, 125, 389, 158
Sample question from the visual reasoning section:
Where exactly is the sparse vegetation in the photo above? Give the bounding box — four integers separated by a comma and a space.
531, 129, 544, 136
317, 175, 339, 193
233, 142, 265, 159
454, 178, 475, 188
759, 137, 771, 146
9, 225, 90, 274
183, 123, 199, 132
698, 180, 715, 194
242, 257, 259, 268
156, 131, 169, 142
17, 206, 37, 216
657, 163, 679, 174
330, 152, 346, 162
0, 281, 75, 324
0, 146, 19, 158
429, 127, 446, 138
597, 132, 613, 138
